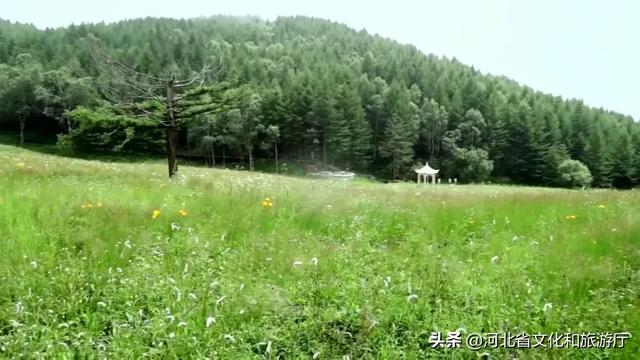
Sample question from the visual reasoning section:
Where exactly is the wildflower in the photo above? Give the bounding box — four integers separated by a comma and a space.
205, 316, 216, 328
565, 215, 577, 221
543, 303, 553, 313
16, 162, 26, 169
97, 202, 103, 208
152, 209, 161, 219
178, 209, 188, 217
491, 256, 500, 264
468, 219, 475, 224
311, 257, 318, 266
262, 197, 274, 208
407, 294, 419, 303
597, 204, 606, 209
86, 203, 93, 208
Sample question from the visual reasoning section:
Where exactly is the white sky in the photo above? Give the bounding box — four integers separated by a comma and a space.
4, 0, 640, 120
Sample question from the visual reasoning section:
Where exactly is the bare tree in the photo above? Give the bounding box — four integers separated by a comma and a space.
91, 41, 235, 177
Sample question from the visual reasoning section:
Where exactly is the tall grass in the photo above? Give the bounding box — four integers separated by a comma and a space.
0, 144, 638, 358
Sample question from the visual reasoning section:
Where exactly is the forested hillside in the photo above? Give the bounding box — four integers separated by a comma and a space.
1, 16, 639, 187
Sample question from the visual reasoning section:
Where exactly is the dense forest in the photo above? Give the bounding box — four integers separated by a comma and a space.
0, 16, 639, 187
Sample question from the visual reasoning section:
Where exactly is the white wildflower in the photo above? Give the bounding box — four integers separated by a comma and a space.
97, 302, 106, 307
224, 334, 236, 342
311, 257, 318, 266
30, 261, 38, 269
491, 256, 500, 264
205, 316, 216, 328
9, 320, 22, 327
407, 294, 419, 303
543, 303, 553, 313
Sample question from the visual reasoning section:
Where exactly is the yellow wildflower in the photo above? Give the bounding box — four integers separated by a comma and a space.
178, 209, 188, 217
81, 204, 86, 209
97, 202, 103, 208
16, 162, 26, 169
86, 203, 93, 208
152, 209, 161, 219
262, 197, 273, 208
565, 215, 577, 221
597, 204, 606, 209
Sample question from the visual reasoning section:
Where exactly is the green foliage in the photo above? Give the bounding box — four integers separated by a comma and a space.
66, 107, 164, 153
558, 159, 593, 188
0, 16, 638, 186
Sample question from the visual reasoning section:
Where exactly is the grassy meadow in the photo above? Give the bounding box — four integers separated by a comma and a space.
0, 144, 639, 359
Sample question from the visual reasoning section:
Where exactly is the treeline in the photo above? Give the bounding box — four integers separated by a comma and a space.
0, 16, 639, 187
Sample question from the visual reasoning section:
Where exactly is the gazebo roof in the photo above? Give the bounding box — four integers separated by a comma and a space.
415, 162, 439, 175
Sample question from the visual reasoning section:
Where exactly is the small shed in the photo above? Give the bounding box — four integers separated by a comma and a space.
415, 162, 439, 184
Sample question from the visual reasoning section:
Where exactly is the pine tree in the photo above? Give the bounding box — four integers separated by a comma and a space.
610, 130, 635, 188
379, 114, 416, 180
584, 124, 612, 187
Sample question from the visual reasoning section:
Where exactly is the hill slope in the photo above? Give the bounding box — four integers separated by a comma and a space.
0, 16, 639, 187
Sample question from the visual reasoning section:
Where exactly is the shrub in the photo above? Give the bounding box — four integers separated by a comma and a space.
558, 159, 592, 188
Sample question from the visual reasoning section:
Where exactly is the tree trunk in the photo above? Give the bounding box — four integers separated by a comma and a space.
165, 76, 178, 178
166, 126, 178, 177
249, 147, 254, 171
19, 118, 26, 146
67, 118, 73, 133
222, 147, 226, 168
211, 145, 216, 167
274, 142, 279, 174
322, 137, 327, 166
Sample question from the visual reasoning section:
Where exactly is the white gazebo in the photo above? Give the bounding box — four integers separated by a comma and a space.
415, 162, 439, 184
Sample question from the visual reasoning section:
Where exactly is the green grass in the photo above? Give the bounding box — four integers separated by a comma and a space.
1, 144, 639, 359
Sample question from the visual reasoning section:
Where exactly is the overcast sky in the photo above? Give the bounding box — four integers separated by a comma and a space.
4, 0, 639, 120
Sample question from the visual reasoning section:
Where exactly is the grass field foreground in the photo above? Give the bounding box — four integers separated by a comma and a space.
1, 145, 639, 358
